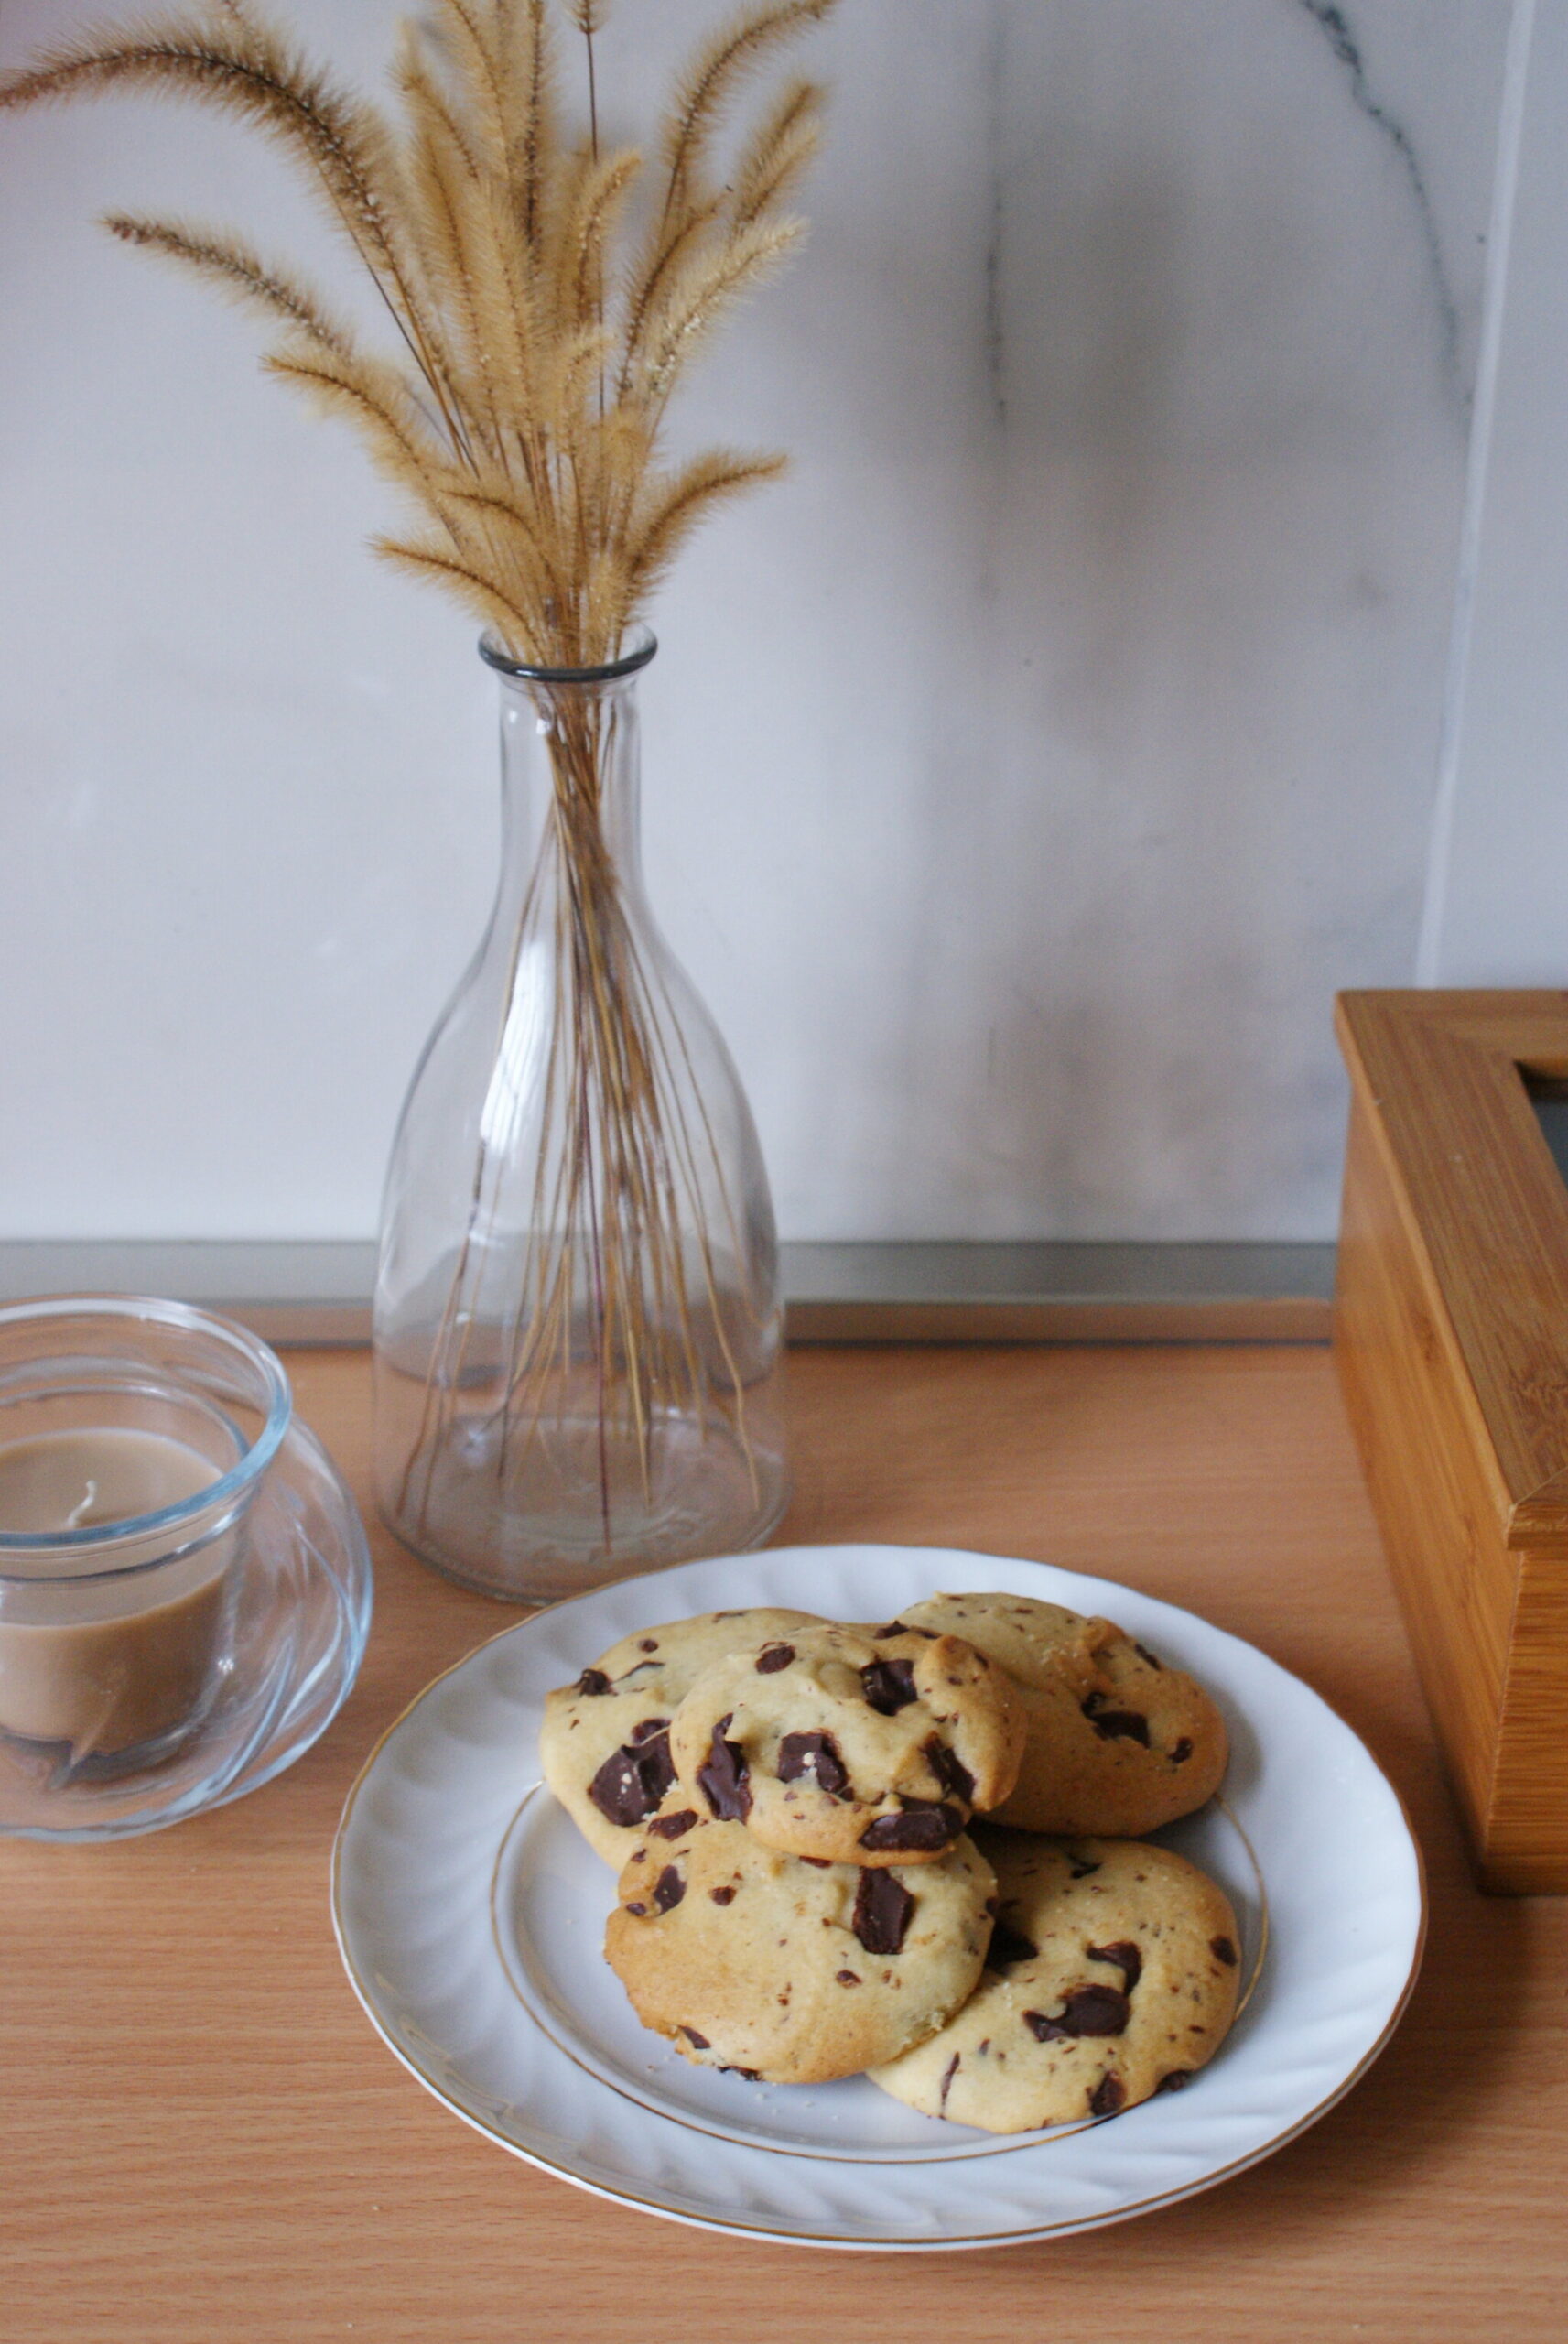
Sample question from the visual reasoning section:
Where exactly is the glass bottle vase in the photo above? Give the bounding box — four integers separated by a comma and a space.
373, 628, 789, 1602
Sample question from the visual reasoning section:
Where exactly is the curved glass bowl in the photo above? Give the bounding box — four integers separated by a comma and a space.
0, 1412, 373, 1841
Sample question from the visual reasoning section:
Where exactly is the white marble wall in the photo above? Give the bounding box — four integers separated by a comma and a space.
0, 1, 1521, 1244
1418, 0, 1568, 986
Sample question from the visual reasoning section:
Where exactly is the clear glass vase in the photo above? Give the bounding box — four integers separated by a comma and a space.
373, 628, 789, 1602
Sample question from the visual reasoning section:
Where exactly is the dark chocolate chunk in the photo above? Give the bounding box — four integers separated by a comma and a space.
776, 1730, 850, 1797
1170, 1737, 1194, 1764
651, 1864, 686, 1913
924, 1734, 975, 1806
1089, 2072, 1127, 2118
637, 1637, 659, 1652
709, 1885, 737, 1905
754, 1643, 795, 1674
1022, 1985, 1131, 2042
697, 1713, 752, 1822
870, 1621, 909, 1639
1087, 1939, 1143, 1993
985, 1919, 1039, 1972
1210, 1935, 1238, 1966
857, 1800, 962, 1854
575, 1666, 611, 1696
1133, 1643, 1163, 1671
800, 1856, 831, 1868
624, 1901, 647, 1915
1081, 1691, 1151, 1746
588, 1728, 676, 1828
835, 1969, 861, 1986
647, 1807, 698, 1840
852, 1867, 916, 1956
1155, 2068, 1193, 2094
860, 1657, 918, 1715
939, 2053, 960, 2113
680, 2026, 710, 2049
629, 1715, 669, 1744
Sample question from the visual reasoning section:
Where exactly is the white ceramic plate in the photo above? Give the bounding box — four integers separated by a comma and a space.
331, 1544, 1425, 2251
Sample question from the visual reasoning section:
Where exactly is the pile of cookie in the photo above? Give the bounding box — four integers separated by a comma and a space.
540, 1592, 1241, 2132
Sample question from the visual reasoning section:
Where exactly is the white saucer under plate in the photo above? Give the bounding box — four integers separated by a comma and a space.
331, 1544, 1425, 2252
1, 1420, 373, 1841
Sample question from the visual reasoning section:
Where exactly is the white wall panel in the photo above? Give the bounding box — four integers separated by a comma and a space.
0, 2, 1518, 1242
1422, 0, 1568, 986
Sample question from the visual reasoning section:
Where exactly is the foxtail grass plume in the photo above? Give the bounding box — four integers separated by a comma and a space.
1, 0, 838, 666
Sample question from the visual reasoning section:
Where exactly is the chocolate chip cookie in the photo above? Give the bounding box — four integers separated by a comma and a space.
868, 1829, 1242, 2131
898, 1592, 1227, 1835
666, 1621, 1026, 1867
540, 1607, 826, 1866
604, 1801, 998, 2084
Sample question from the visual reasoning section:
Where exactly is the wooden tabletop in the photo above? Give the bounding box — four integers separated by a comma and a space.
5, 1343, 1565, 2341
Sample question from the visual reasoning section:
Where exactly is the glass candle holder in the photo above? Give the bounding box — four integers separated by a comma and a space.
0, 1297, 291, 1779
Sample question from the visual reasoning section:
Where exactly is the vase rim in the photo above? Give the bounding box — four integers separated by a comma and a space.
479, 624, 657, 686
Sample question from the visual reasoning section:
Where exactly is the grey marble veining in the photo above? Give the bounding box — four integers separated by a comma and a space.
1296, 0, 1468, 407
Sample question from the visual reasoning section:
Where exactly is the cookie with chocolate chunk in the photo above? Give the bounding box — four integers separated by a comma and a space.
540, 1608, 826, 1867
667, 1622, 1026, 1867
868, 1830, 1242, 2131
898, 1592, 1227, 1836
604, 1801, 997, 2084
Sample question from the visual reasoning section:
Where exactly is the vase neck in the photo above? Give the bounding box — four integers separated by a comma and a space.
494, 666, 645, 912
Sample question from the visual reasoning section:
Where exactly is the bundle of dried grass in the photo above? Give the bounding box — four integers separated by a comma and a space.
4, 0, 835, 1579
1, 0, 835, 666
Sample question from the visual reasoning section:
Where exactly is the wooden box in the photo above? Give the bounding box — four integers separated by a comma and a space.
1335, 991, 1568, 1892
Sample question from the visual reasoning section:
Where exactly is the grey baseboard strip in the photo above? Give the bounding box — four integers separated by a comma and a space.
784, 1242, 1333, 1342
0, 1239, 1336, 1346
0, 1242, 379, 1347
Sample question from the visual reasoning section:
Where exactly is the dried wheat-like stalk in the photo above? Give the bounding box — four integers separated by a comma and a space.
3, 0, 835, 1559
3, 0, 834, 667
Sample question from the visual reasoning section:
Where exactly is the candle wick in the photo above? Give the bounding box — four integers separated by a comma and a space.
65, 1481, 99, 1530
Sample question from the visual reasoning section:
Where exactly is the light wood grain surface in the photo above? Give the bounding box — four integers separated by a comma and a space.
4, 1345, 1565, 2342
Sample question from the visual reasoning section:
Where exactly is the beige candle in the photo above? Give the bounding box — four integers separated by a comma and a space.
0, 1427, 236, 1756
